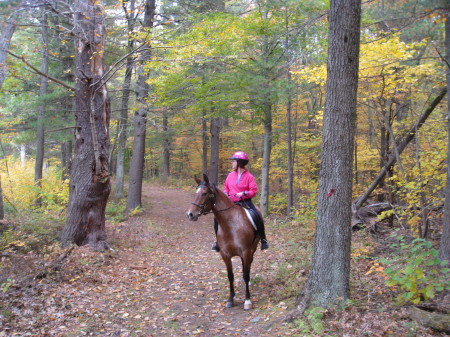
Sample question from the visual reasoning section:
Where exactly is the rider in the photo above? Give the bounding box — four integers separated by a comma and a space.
211, 151, 269, 252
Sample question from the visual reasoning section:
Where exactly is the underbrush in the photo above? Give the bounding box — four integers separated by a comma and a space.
268, 215, 315, 301
0, 212, 64, 255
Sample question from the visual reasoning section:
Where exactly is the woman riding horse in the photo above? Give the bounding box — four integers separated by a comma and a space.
187, 173, 263, 309
211, 151, 269, 252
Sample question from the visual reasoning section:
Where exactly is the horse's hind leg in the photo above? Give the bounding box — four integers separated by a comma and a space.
242, 254, 254, 310
223, 257, 235, 308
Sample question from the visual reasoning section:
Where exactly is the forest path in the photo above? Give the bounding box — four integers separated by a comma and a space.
43, 184, 288, 337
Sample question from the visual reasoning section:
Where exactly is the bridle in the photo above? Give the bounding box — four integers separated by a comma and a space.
191, 183, 235, 216
191, 183, 216, 215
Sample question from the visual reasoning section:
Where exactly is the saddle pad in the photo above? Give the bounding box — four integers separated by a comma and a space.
243, 208, 257, 231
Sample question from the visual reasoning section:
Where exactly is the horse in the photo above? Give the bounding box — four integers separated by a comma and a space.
186, 173, 260, 310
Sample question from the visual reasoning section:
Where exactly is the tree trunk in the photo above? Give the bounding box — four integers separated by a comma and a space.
115, 0, 136, 199
259, 7, 273, 217
440, 12, 450, 264
34, 12, 49, 207
260, 104, 272, 216
61, 0, 111, 251
0, 17, 16, 90
19, 144, 25, 166
300, 0, 361, 309
208, 116, 221, 185
0, 175, 4, 220
162, 110, 170, 183
285, 9, 294, 216
61, 140, 72, 180
202, 112, 208, 176
126, 0, 156, 212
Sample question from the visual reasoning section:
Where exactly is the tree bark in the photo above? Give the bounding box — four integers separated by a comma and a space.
126, 0, 156, 212
34, 12, 49, 207
300, 0, 361, 309
202, 112, 208, 176
259, 7, 273, 217
61, 139, 72, 180
354, 87, 447, 209
284, 7, 294, 216
0, 17, 16, 90
260, 103, 272, 216
208, 116, 221, 185
162, 110, 170, 183
115, 0, 136, 199
0, 175, 4, 220
61, 0, 111, 251
440, 12, 450, 263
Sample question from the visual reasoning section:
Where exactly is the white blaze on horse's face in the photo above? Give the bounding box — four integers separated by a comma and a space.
187, 185, 207, 221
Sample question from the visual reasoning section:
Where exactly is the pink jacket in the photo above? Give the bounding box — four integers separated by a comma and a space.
223, 170, 258, 203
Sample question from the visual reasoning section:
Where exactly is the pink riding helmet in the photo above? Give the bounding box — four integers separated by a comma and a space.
230, 151, 249, 161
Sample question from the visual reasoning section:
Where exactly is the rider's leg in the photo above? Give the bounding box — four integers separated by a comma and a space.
211, 218, 220, 252
243, 200, 269, 250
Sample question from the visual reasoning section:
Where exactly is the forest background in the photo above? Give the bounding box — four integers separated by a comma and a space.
0, 0, 450, 335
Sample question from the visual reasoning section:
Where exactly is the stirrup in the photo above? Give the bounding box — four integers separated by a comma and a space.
261, 239, 269, 250
211, 242, 220, 252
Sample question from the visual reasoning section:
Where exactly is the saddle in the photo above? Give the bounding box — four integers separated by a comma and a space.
236, 201, 263, 232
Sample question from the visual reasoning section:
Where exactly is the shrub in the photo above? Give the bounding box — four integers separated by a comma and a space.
381, 236, 450, 304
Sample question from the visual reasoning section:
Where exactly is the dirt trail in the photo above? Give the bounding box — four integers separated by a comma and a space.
106, 184, 282, 336
2, 184, 288, 337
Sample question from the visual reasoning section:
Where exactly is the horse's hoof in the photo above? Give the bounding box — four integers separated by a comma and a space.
244, 299, 252, 310
226, 301, 234, 308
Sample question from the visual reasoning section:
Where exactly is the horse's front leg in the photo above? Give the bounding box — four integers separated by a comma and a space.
223, 257, 235, 308
242, 254, 253, 310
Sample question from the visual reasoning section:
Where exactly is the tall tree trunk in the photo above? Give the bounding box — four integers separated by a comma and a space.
202, 112, 208, 175
0, 175, 4, 220
259, 6, 273, 217
208, 116, 221, 185
0, 17, 16, 90
34, 12, 49, 207
284, 7, 294, 216
162, 110, 170, 183
126, 0, 156, 212
300, 0, 361, 310
440, 13, 450, 263
115, 0, 136, 199
61, 139, 72, 180
62, 0, 111, 251
260, 103, 272, 216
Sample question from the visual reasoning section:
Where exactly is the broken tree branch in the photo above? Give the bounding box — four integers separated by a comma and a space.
354, 87, 447, 209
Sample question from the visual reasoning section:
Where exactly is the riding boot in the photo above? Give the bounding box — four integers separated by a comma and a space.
256, 218, 269, 250
212, 218, 220, 252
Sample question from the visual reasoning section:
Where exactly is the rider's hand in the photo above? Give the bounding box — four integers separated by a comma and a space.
236, 192, 245, 198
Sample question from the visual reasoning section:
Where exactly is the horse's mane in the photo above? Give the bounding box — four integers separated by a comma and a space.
211, 183, 234, 206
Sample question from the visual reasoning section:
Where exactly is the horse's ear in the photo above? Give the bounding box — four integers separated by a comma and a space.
194, 175, 202, 185
203, 173, 210, 187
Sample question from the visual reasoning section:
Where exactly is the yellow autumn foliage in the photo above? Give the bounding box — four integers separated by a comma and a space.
1, 157, 69, 213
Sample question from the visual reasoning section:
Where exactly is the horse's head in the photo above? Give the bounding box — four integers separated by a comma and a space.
186, 173, 216, 221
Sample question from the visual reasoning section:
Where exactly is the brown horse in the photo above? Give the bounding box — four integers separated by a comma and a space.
186, 173, 260, 310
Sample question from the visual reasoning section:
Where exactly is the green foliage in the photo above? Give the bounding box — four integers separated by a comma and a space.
1, 278, 13, 293
128, 206, 144, 217
105, 200, 127, 223
293, 307, 327, 336
380, 236, 450, 305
